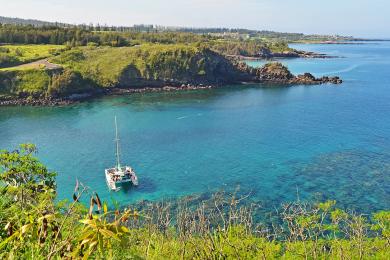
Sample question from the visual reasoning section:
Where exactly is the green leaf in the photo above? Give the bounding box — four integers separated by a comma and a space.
103, 202, 108, 214
0, 231, 19, 250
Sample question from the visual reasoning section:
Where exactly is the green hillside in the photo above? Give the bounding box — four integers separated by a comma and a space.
0, 44, 246, 99
50, 44, 243, 87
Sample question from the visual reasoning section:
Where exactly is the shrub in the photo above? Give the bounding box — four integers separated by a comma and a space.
47, 69, 83, 97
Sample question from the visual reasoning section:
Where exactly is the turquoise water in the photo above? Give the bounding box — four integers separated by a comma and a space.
1, 42, 389, 212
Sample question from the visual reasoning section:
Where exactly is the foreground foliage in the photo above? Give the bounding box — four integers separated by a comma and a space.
0, 145, 389, 259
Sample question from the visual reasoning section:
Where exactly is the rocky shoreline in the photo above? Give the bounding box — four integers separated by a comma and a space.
0, 74, 342, 107
106, 84, 215, 95
0, 85, 215, 106
0, 97, 75, 106
0, 57, 342, 107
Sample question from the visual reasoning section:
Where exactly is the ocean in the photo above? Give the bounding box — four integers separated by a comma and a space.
1, 42, 389, 212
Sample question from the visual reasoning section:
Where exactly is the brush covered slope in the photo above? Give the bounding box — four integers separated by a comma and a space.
0, 68, 95, 103
0, 44, 248, 102
50, 44, 247, 87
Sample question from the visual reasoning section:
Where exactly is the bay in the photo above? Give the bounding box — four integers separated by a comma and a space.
1, 42, 389, 212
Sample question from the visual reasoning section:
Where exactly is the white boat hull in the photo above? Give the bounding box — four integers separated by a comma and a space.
105, 166, 138, 191
105, 117, 139, 191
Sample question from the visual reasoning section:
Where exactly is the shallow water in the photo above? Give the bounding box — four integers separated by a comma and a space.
1, 42, 389, 212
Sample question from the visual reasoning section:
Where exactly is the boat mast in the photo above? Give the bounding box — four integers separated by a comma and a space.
114, 116, 121, 169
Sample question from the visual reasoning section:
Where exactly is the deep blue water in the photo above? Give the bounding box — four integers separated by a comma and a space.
1, 42, 389, 212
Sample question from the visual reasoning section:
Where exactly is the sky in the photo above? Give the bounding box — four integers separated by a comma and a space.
0, 0, 389, 38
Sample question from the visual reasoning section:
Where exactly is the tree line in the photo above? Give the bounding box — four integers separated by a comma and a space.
0, 24, 129, 46
0, 24, 218, 47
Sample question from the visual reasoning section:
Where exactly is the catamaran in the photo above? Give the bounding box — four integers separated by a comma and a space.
105, 116, 138, 191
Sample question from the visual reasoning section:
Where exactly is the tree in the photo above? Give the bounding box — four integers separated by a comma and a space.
0, 144, 56, 193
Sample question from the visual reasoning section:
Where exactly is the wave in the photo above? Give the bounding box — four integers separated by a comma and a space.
321, 64, 362, 75
177, 113, 203, 120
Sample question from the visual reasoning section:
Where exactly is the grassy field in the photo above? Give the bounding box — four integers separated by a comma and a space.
0, 44, 66, 68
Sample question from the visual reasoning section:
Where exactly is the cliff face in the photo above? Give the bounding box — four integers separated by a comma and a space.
117, 48, 248, 87
195, 49, 248, 84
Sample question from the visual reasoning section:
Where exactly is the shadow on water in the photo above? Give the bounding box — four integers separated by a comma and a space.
93, 88, 227, 108
0, 84, 292, 125
93, 84, 288, 110
119, 176, 157, 195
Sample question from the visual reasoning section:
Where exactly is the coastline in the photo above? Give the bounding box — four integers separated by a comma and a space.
0, 84, 219, 106
0, 75, 342, 107
0, 45, 343, 107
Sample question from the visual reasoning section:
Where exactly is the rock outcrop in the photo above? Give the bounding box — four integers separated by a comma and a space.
292, 73, 342, 84
252, 62, 294, 82
234, 61, 342, 85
